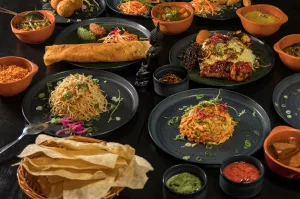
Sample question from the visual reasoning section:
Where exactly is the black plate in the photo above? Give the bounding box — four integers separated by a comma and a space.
22, 69, 139, 137
169, 30, 274, 87
148, 88, 270, 166
273, 74, 300, 129
106, 0, 173, 18
55, 17, 150, 70
183, 0, 243, 20
36, 0, 106, 23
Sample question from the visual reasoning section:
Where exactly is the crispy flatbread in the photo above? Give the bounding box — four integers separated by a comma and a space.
43, 41, 151, 66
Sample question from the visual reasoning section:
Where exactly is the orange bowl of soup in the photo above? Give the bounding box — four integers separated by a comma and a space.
11, 10, 55, 44
236, 4, 288, 37
151, 2, 194, 35
264, 126, 300, 180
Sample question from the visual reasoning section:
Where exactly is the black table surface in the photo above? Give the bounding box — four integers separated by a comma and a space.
0, 0, 300, 198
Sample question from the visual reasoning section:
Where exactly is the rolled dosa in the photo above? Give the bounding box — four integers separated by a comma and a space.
43, 41, 151, 66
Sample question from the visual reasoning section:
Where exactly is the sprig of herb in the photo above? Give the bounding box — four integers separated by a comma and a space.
108, 89, 123, 123
163, 116, 179, 126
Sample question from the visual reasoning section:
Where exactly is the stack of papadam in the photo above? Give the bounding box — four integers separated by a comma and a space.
17, 134, 153, 199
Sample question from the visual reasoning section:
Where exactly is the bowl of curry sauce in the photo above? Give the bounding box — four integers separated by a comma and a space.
236, 4, 288, 37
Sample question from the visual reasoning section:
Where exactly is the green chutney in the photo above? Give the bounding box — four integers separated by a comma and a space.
244, 10, 279, 24
166, 172, 202, 194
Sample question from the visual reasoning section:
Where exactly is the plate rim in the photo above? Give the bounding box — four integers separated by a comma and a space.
272, 73, 300, 129
148, 88, 271, 165
169, 30, 275, 87
54, 17, 150, 70
22, 69, 139, 137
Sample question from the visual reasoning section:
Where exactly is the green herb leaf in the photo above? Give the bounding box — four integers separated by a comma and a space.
182, 156, 190, 160
196, 156, 202, 161
174, 134, 185, 140
244, 140, 252, 149
36, 106, 43, 111
64, 93, 73, 100
38, 93, 45, 98
196, 94, 204, 100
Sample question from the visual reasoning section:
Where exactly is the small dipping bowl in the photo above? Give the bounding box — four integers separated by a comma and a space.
264, 126, 300, 180
153, 65, 189, 97
11, 10, 55, 44
219, 155, 264, 198
274, 34, 300, 71
151, 2, 194, 35
0, 56, 39, 96
163, 164, 208, 199
236, 4, 288, 37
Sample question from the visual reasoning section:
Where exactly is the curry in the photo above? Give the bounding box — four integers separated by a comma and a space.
283, 43, 300, 57
244, 10, 279, 24
156, 6, 190, 21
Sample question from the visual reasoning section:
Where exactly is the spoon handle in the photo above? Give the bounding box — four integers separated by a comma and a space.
0, 7, 18, 16
0, 133, 26, 155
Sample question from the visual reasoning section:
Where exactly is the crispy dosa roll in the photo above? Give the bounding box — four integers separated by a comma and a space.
43, 41, 151, 66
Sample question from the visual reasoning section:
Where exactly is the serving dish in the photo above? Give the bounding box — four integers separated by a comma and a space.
236, 4, 288, 37
54, 17, 150, 70
169, 30, 274, 87
0, 56, 38, 96
148, 88, 271, 166
22, 69, 139, 137
36, 0, 106, 23
151, 2, 194, 35
273, 73, 300, 129
153, 65, 189, 97
219, 155, 264, 198
274, 34, 300, 71
163, 164, 208, 199
10, 10, 55, 44
264, 126, 300, 180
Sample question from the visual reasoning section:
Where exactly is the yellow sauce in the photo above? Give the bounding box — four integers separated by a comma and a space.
244, 10, 279, 24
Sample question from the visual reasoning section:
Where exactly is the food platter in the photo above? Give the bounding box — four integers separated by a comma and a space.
106, 0, 174, 18
148, 88, 271, 166
22, 69, 139, 137
36, 0, 106, 23
54, 17, 150, 70
169, 30, 274, 87
273, 73, 300, 129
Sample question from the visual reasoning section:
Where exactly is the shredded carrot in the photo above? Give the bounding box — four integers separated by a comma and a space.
118, 1, 150, 15
204, 0, 215, 16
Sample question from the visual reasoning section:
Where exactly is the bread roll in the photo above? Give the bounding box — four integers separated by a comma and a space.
57, 0, 76, 17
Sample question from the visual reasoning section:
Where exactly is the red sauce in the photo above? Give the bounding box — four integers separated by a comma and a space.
223, 161, 260, 183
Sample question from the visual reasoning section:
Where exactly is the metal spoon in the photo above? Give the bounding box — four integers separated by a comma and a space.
0, 7, 45, 21
0, 123, 49, 155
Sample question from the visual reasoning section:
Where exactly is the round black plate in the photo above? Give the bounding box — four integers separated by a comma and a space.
148, 88, 271, 166
55, 17, 150, 70
36, 0, 106, 24
273, 73, 300, 129
22, 69, 139, 137
106, 0, 173, 18
169, 30, 274, 87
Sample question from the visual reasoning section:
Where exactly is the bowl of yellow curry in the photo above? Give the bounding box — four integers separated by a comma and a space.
236, 4, 288, 37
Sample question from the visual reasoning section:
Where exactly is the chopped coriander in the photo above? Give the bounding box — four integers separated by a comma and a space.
77, 19, 81, 22
182, 156, 190, 160
108, 90, 123, 123
36, 106, 43, 111
191, 143, 197, 147
64, 93, 73, 100
244, 140, 251, 149
184, 143, 192, 147
42, 0, 47, 2
38, 93, 45, 98
238, 109, 246, 117
178, 105, 188, 111
92, 78, 99, 84
111, 96, 119, 103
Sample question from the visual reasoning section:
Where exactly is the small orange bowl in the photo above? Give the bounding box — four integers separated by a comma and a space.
0, 56, 38, 96
11, 10, 55, 44
274, 34, 300, 71
151, 2, 194, 35
264, 126, 300, 180
236, 4, 288, 37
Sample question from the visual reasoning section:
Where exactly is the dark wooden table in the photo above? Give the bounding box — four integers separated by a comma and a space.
0, 0, 300, 198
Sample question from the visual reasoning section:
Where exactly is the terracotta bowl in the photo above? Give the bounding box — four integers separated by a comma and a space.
274, 34, 300, 71
10, 10, 55, 44
0, 56, 39, 96
264, 126, 300, 180
236, 4, 288, 37
151, 2, 194, 35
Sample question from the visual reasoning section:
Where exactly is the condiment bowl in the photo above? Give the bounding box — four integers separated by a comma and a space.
219, 155, 264, 198
163, 164, 208, 199
11, 10, 55, 44
274, 34, 300, 71
236, 4, 288, 37
0, 56, 38, 96
151, 2, 194, 35
153, 65, 189, 97
264, 126, 300, 180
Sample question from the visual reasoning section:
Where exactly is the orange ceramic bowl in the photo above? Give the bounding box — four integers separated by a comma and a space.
274, 34, 300, 71
10, 10, 55, 44
264, 126, 300, 180
151, 2, 194, 35
0, 56, 38, 96
236, 4, 288, 37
